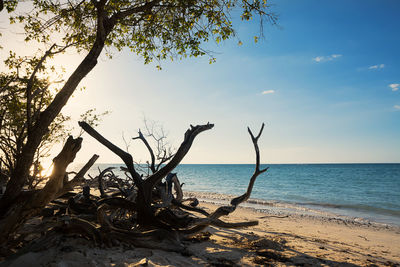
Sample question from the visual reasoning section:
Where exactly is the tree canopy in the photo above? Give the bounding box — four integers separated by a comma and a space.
6, 0, 276, 65
0, 50, 109, 189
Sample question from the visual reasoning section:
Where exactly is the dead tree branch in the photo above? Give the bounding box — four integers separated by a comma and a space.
2, 123, 268, 256
78, 121, 143, 187
143, 123, 214, 195
57, 154, 99, 197
132, 130, 156, 173
181, 123, 267, 235
97, 167, 115, 198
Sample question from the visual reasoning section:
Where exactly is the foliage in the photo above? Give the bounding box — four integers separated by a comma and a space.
0, 0, 18, 13
0, 51, 108, 188
78, 108, 110, 136
7, 0, 277, 66
0, 51, 69, 186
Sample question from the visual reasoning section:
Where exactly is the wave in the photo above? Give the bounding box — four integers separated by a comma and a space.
184, 191, 400, 227
298, 202, 400, 217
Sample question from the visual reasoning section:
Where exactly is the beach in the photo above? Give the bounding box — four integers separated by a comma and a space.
1, 0, 399, 266
4, 199, 400, 267
2, 164, 399, 266
198, 203, 400, 266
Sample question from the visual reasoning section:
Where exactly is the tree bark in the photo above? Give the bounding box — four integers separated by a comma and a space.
0, 18, 110, 216
0, 0, 162, 215
0, 136, 97, 243
56, 154, 99, 198
79, 122, 214, 228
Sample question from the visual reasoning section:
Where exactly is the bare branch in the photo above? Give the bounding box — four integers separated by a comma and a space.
97, 167, 115, 198
78, 121, 143, 188
132, 130, 156, 173
57, 154, 99, 197
143, 123, 214, 193
181, 123, 267, 234
231, 123, 268, 206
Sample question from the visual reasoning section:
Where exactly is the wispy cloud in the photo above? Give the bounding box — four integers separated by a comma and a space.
389, 83, 399, 91
261, 90, 275, 95
313, 54, 342, 63
368, 64, 385, 70
394, 105, 400, 110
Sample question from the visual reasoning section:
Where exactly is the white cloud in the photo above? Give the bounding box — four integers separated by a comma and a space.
313, 56, 324, 62
394, 105, 400, 110
389, 83, 399, 91
368, 64, 385, 70
261, 90, 275, 95
313, 54, 342, 63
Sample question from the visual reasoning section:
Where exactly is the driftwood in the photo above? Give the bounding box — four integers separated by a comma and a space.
68, 122, 267, 249
1, 122, 268, 257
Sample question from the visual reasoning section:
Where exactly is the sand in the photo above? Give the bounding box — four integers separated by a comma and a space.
2, 202, 400, 267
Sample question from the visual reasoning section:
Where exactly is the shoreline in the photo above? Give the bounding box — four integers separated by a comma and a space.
4, 198, 399, 266
184, 191, 400, 231
85, 163, 400, 228
199, 201, 400, 266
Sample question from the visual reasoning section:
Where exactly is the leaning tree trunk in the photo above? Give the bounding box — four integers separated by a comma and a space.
0, 136, 98, 244
0, 0, 163, 215
0, 14, 110, 216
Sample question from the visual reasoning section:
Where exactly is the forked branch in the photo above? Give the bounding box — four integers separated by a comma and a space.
78, 121, 143, 187
231, 123, 268, 207
182, 123, 267, 234
132, 130, 156, 173
57, 154, 99, 197
143, 123, 214, 193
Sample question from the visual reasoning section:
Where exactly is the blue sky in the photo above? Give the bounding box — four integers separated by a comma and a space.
1, 0, 399, 164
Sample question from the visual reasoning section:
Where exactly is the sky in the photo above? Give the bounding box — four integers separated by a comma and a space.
1, 0, 400, 165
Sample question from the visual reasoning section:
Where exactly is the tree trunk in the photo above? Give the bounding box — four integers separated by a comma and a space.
0, 136, 97, 244
0, 34, 107, 216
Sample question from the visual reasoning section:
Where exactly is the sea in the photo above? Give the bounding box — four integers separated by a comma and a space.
83, 163, 400, 226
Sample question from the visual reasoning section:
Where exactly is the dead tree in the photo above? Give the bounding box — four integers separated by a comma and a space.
72, 121, 268, 251
0, 122, 267, 257
131, 119, 175, 175
130, 119, 185, 205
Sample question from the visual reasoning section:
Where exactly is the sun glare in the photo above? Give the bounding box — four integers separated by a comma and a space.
40, 162, 54, 178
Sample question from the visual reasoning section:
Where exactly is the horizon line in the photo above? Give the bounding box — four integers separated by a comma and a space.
74, 162, 400, 165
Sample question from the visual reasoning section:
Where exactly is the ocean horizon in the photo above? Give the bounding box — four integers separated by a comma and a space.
78, 163, 400, 226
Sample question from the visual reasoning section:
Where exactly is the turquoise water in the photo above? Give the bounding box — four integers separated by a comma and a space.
86, 163, 400, 225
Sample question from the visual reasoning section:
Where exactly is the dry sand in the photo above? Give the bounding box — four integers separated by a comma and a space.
2, 202, 400, 267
